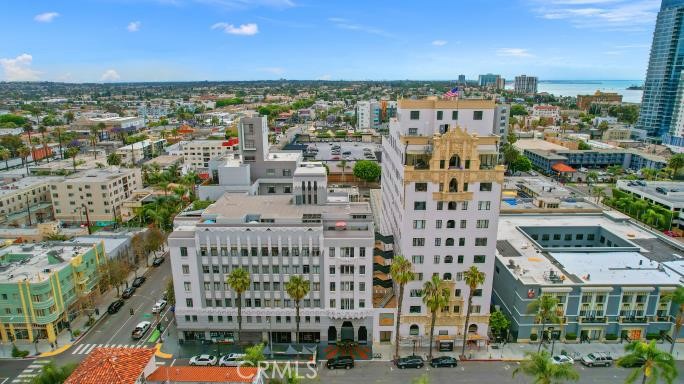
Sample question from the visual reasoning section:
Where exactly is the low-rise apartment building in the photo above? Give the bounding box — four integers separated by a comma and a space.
0, 241, 106, 344
182, 139, 239, 171
0, 177, 63, 226
51, 168, 142, 225
492, 212, 684, 343
115, 139, 166, 165
169, 164, 375, 346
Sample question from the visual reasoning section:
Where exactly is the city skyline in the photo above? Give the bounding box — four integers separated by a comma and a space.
0, 0, 662, 82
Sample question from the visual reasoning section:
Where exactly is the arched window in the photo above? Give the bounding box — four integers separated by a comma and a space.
443, 272, 452, 280
449, 178, 458, 192
445, 238, 454, 246
448, 202, 457, 210
409, 324, 419, 336
444, 255, 453, 263
468, 324, 478, 334
446, 220, 455, 228
449, 155, 461, 168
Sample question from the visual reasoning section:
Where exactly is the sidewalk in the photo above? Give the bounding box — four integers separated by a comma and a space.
0, 256, 154, 359
372, 340, 684, 362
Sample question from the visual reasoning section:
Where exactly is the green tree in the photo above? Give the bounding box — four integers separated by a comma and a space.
641, 168, 657, 181
65, 146, 80, 172
642, 209, 665, 229
422, 275, 450, 359
587, 171, 599, 186
528, 295, 560, 353
30, 361, 77, 384
512, 351, 579, 384
89, 126, 99, 159
389, 255, 414, 359
165, 277, 175, 307
577, 141, 591, 150
285, 275, 310, 344
64, 111, 75, 125
353, 160, 381, 182
618, 340, 677, 384
107, 152, 121, 166
242, 343, 265, 367
592, 186, 606, 204
489, 310, 510, 342
597, 120, 610, 132
512, 156, 532, 173
227, 268, 250, 343
18, 146, 30, 174
0, 147, 10, 170
664, 287, 684, 354
146, 226, 165, 257
461, 266, 486, 356
510, 104, 529, 116
607, 165, 623, 181
668, 153, 684, 179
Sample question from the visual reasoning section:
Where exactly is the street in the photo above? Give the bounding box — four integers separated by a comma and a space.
0, 256, 173, 383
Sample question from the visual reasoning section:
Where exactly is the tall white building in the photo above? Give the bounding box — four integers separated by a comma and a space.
169, 164, 375, 345
380, 98, 504, 351
514, 75, 538, 95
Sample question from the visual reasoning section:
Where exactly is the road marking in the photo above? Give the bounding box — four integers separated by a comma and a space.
72, 344, 86, 354
155, 361, 166, 365
171, 359, 176, 366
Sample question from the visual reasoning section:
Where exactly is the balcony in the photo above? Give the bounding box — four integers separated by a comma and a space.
432, 191, 473, 202
579, 316, 607, 324
620, 316, 648, 324
652, 315, 672, 322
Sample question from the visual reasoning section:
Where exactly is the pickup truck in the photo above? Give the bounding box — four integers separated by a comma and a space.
131, 321, 151, 339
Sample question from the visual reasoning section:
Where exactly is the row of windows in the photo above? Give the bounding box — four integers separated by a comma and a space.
409, 304, 482, 314
192, 246, 323, 257
411, 254, 486, 264
412, 237, 488, 247
413, 219, 489, 229
183, 314, 322, 324
414, 200, 491, 211
184, 297, 366, 310
409, 110, 483, 121
183, 264, 366, 275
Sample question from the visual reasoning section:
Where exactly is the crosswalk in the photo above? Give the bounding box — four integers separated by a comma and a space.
12, 359, 49, 383
71, 343, 151, 355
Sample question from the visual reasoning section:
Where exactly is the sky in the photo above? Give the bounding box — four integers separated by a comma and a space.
0, 0, 663, 82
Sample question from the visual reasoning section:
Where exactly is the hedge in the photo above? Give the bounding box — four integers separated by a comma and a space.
530, 333, 538, 341
565, 333, 577, 340
605, 334, 618, 340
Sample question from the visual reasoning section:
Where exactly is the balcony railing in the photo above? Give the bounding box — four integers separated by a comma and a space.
620, 316, 648, 324
579, 316, 607, 324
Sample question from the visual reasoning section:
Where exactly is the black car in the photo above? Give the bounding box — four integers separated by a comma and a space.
132, 276, 146, 287
618, 357, 645, 368
122, 286, 136, 298
326, 356, 354, 370
395, 355, 424, 369
152, 257, 165, 267
107, 299, 125, 314
430, 356, 457, 368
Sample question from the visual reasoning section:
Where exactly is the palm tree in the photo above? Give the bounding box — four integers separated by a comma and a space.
389, 255, 414, 359
23, 123, 35, 161
461, 266, 486, 356
641, 168, 657, 181
618, 340, 677, 384
18, 146, 30, 174
528, 295, 560, 353
642, 209, 664, 229
665, 286, 684, 354
0, 147, 10, 170
586, 171, 599, 186
65, 146, 80, 172
591, 186, 605, 204
107, 152, 122, 166
64, 111, 75, 125
89, 126, 99, 159
37, 125, 49, 163
512, 351, 579, 384
226, 268, 250, 343
668, 153, 684, 180
54, 127, 65, 160
157, 181, 170, 196
96, 122, 106, 142
285, 275, 310, 344
422, 275, 450, 359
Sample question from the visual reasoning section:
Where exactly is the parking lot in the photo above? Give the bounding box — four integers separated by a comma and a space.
303, 141, 382, 171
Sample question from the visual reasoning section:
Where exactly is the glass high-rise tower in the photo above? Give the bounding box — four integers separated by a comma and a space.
638, 0, 684, 144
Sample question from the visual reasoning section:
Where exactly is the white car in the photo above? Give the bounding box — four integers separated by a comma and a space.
131, 321, 151, 339
551, 355, 574, 365
219, 353, 246, 367
152, 299, 167, 314
190, 354, 217, 366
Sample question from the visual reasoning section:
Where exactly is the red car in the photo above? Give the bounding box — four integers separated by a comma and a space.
331, 156, 340, 160
663, 230, 681, 237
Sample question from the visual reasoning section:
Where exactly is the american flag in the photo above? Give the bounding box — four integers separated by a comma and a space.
443, 87, 459, 99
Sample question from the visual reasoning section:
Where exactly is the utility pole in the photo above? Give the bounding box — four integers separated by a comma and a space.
24, 194, 32, 226
82, 205, 92, 234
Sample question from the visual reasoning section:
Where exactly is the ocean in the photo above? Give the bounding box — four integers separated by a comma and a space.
526, 80, 643, 104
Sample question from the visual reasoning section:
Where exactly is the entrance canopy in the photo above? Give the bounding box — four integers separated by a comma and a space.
551, 163, 576, 173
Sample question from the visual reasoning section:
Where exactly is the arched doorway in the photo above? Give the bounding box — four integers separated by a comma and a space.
341, 321, 354, 341
328, 326, 337, 344
409, 324, 419, 336
449, 178, 458, 192
468, 324, 478, 334
358, 326, 368, 344
449, 155, 460, 168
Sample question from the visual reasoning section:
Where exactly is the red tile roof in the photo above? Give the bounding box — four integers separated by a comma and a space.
65, 347, 155, 384
551, 163, 577, 173
146, 366, 260, 383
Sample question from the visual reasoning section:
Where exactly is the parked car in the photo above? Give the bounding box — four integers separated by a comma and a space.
326, 356, 354, 370
132, 276, 146, 287
152, 299, 167, 314
342, 151, 352, 155
618, 357, 645, 368
190, 354, 217, 366
122, 286, 136, 299
131, 321, 151, 339
430, 356, 457, 368
551, 355, 574, 365
152, 257, 165, 266
331, 156, 340, 160
219, 353, 246, 367
581, 352, 613, 367
395, 355, 424, 369
663, 230, 681, 238
107, 299, 125, 314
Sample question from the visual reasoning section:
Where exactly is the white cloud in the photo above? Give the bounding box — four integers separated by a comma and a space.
194, 0, 294, 9
34, 12, 60, 23
431, 40, 448, 46
211, 22, 259, 35
100, 69, 121, 82
496, 48, 534, 57
531, 0, 660, 31
328, 17, 392, 37
259, 67, 285, 75
0, 54, 41, 81
127, 21, 141, 32
316, 74, 332, 80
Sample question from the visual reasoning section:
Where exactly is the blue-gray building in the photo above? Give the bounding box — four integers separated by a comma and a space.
638, 0, 684, 144
493, 212, 684, 344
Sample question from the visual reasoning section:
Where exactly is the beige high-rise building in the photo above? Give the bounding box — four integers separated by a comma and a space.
50, 168, 142, 224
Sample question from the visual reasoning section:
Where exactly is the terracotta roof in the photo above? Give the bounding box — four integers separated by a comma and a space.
147, 366, 259, 383
65, 347, 155, 384
551, 163, 577, 173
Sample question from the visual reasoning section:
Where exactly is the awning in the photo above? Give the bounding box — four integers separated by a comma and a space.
552, 163, 577, 173
467, 334, 487, 341
437, 335, 454, 341
335, 221, 347, 227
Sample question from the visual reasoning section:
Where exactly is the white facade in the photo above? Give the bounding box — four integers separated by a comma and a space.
380, 98, 503, 348
532, 105, 560, 120
514, 75, 538, 94
182, 140, 239, 170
